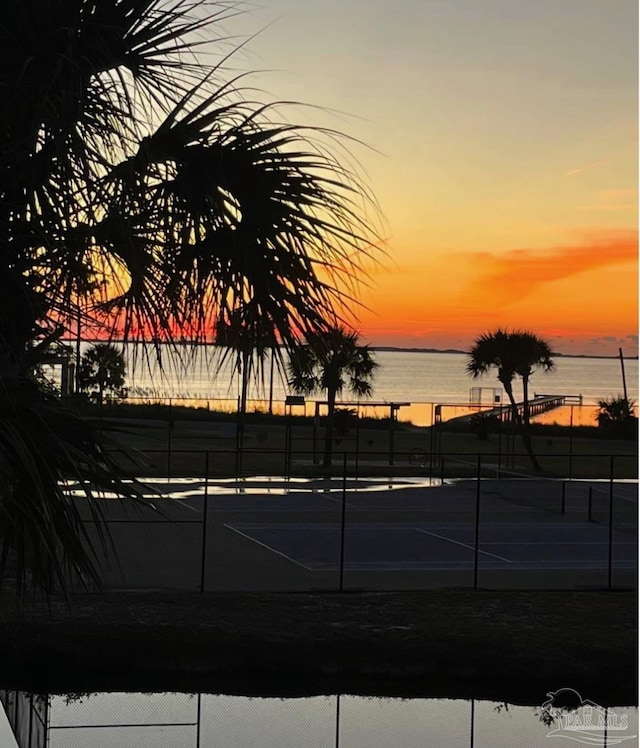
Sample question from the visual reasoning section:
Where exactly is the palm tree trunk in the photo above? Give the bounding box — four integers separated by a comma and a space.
240, 350, 250, 417
501, 380, 520, 426
238, 350, 250, 452
323, 388, 336, 468
75, 305, 82, 394
268, 347, 274, 415
520, 375, 542, 472
522, 374, 531, 428
501, 378, 541, 472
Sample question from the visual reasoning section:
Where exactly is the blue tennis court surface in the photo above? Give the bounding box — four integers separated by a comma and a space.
225, 521, 638, 572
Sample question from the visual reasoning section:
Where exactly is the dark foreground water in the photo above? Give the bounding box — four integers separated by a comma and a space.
1, 691, 637, 747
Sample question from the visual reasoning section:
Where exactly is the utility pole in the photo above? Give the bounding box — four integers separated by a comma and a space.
618, 347, 628, 404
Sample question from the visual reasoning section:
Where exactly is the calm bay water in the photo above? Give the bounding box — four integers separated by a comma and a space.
112, 346, 637, 427
1, 691, 637, 747
122, 347, 638, 405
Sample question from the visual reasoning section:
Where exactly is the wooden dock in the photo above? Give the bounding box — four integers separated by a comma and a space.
441, 394, 582, 425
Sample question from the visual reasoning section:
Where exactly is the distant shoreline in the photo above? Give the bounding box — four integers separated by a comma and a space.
66, 339, 638, 360
366, 347, 638, 361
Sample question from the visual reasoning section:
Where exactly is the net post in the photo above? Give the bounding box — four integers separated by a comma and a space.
607, 455, 614, 590
199, 451, 210, 594
167, 398, 173, 484
339, 452, 348, 593
473, 454, 481, 590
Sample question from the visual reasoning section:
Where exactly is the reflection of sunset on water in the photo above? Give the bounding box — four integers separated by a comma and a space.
397, 403, 605, 428
123, 397, 605, 428
530, 405, 608, 428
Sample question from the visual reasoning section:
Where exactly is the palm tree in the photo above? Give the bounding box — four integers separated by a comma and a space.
467, 329, 555, 472
596, 395, 637, 437
511, 332, 555, 429
0, 2, 380, 595
467, 330, 519, 421
214, 310, 278, 450
78, 343, 127, 405
288, 327, 378, 467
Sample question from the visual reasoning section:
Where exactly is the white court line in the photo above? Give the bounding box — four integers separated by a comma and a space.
223, 524, 314, 570
416, 529, 512, 563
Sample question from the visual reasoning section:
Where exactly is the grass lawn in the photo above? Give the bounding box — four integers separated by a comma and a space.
0, 589, 635, 705
90, 403, 638, 479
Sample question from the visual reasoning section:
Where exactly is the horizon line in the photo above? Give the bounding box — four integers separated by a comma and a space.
59, 337, 638, 360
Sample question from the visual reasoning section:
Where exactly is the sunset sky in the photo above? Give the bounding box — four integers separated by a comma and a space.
224, 0, 638, 357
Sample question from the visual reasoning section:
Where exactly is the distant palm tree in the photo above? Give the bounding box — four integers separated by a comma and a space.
0, 1, 381, 595
596, 395, 637, 437
467, 329, 555, 472
288, 327, 378, 467
78, 343, 127, 405
214, 310, 278, 444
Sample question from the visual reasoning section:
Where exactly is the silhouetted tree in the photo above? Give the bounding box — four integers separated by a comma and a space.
288, 327, 378, 467
215, 311, 278, 445
0, 1, 380, 595
596, 395, 637, 438
467, 329, 555, 471
78, 343, 127, 405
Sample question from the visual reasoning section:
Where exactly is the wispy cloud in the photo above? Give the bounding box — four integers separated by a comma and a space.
459, 229, 637, 306
599, 189, 637, 201
578, 204, 636, 212
564, 160, 609, 176
587, 335, 639, 350
578, 188, 637, 212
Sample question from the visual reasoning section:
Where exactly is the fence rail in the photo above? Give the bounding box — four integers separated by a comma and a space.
90, 395, 637, 484
102, 395, 606, 429
103, 440, 639, 482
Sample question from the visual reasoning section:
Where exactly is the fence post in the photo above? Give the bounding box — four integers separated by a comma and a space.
428, 404, 435, 479
235, 398, 242, 479
339, 453, 348, 593
284, 408, 292, 477
587, 486, 593, 522
167, 398, 173, 484
568, 405, 574, 480
355, 413, 360, 478
497, 414, 503, 477
607, 455, 614, 590
199, 451, 210, 594
473, 454, 481, 590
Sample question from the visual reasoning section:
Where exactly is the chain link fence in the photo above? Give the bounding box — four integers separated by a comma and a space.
67, 449, 637, 593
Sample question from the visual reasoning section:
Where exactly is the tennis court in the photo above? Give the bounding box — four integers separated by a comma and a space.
73, 475, 638, 591
225, 520, 637, 571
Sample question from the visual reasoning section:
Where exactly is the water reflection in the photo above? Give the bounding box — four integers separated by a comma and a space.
0, 691, 637, 748
63, 475, 445, 499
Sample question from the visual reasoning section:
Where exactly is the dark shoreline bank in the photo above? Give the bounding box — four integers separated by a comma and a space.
1, 590, 636, 706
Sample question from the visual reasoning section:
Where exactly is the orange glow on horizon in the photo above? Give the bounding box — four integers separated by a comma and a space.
66, 228, 637, 360
349, 228, 638, 357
